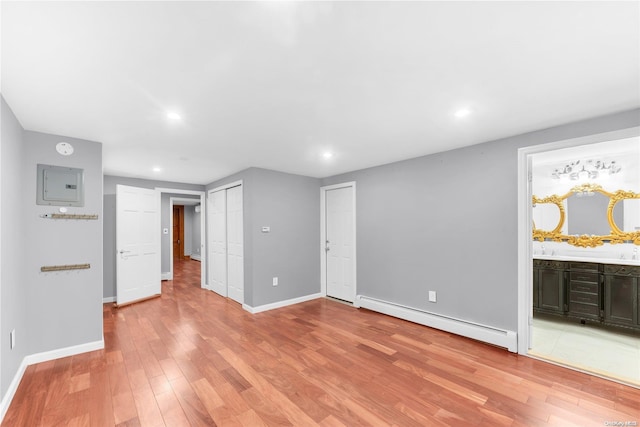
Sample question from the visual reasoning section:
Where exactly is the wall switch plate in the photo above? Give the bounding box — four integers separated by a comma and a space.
428, 291, 437, 303
10, 329, 15, 349
272, 277, 278, 286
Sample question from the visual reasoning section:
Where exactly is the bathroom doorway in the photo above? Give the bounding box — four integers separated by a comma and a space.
517, 128, 640, 387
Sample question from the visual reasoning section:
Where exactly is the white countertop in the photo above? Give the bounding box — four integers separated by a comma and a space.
533, 254, 640, 266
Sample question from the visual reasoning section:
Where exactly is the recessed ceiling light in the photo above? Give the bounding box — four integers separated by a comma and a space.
152, 166, 162, 172
454, 108, 471, 118
322, 152, 333, 159
167, 112, 181, 120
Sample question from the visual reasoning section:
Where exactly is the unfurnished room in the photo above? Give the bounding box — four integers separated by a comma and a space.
1, 1, 639, 426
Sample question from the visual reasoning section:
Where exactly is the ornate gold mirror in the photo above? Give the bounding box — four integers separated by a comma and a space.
532, 183, 640, 247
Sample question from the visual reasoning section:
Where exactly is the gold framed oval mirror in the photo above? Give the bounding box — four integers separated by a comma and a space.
608, 190, 640, 244
532, 183, 640, 247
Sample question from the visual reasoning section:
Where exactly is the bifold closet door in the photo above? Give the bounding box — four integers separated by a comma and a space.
207, 185, 244, 303
226, 185, 244, 304
208, 189, 227, 297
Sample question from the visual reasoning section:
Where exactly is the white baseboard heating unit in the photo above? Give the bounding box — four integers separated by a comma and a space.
356, 295, 517, 353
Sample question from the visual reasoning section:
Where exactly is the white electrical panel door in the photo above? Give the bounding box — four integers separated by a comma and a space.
116, 185, 161, 305
325, 186, 355, 303
226, 185, 244, 304
208, 189, 227, 297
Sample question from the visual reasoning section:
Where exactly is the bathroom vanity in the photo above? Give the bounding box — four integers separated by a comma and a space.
531, 181, 640, 331
533, 257, 640, 331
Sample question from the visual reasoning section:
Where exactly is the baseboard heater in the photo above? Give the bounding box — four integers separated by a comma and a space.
356, 295, 517, 353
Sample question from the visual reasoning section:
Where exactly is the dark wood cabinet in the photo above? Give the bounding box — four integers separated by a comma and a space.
533, 259, 640, 332
533, 260, 567, 316
568, 262, 601, 321
603, 264, 640, 329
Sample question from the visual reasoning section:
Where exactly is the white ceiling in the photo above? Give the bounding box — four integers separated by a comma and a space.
2, 1, 639, 185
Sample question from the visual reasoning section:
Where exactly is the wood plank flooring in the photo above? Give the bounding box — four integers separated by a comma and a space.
3, 259, 640, 426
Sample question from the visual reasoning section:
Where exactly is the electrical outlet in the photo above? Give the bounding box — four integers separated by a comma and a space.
10, 329, 16, 349
272, 277, 278, 286
428, 291, 437, 303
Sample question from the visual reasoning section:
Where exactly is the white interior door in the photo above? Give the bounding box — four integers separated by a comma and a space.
325, 186, 355, 302
116, 185, 161, 306
226, 185, 244, 304
208, 189, 227, 297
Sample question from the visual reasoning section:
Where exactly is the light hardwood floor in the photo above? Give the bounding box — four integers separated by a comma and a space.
3, 259, 640, 426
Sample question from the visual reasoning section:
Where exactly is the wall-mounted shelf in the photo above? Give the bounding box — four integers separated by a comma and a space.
40, 263, 91, 272
41, 213, 99, 220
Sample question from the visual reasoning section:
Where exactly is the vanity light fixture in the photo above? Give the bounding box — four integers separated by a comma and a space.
551, 159, 621, 180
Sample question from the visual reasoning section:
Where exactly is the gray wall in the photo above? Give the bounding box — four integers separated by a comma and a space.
322, 109, 640, 332
23, 130, 104, 354
184, 206, 194, 256
192, 206, 202, 258
103, 176, 204, 299
207, 168, 321, 308
1, 96, 29, 398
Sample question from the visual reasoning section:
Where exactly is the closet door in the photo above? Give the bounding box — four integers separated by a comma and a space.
208, 189, 227, 297
207, 184, 244, 303
226, 185, 244, 304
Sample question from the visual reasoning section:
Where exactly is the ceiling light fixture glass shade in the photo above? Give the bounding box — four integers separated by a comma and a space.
551, 159, 621, 180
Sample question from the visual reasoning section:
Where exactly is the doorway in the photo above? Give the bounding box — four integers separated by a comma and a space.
321, 182, 357, 304
156, 188, 207, 287
517, 127, 640, 385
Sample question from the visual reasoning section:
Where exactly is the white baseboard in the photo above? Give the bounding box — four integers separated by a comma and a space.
102, 296, 116, 303
191, 254, 201, 261
0, 358, 28, 423
0, 339, 104, 424
161, 272, 172, 281
243, 292, 323, 314
357, 295, 518, 353
25, 339, 105, 366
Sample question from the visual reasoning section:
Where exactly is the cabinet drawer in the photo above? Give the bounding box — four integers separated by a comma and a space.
604, 264, 640, 276
570, 281, 598, 294
570, 262, 600, 272
534, 259, 568, 270
570, 302, 600, 317
570, 291, 599, 305
570, 271, 599, 283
